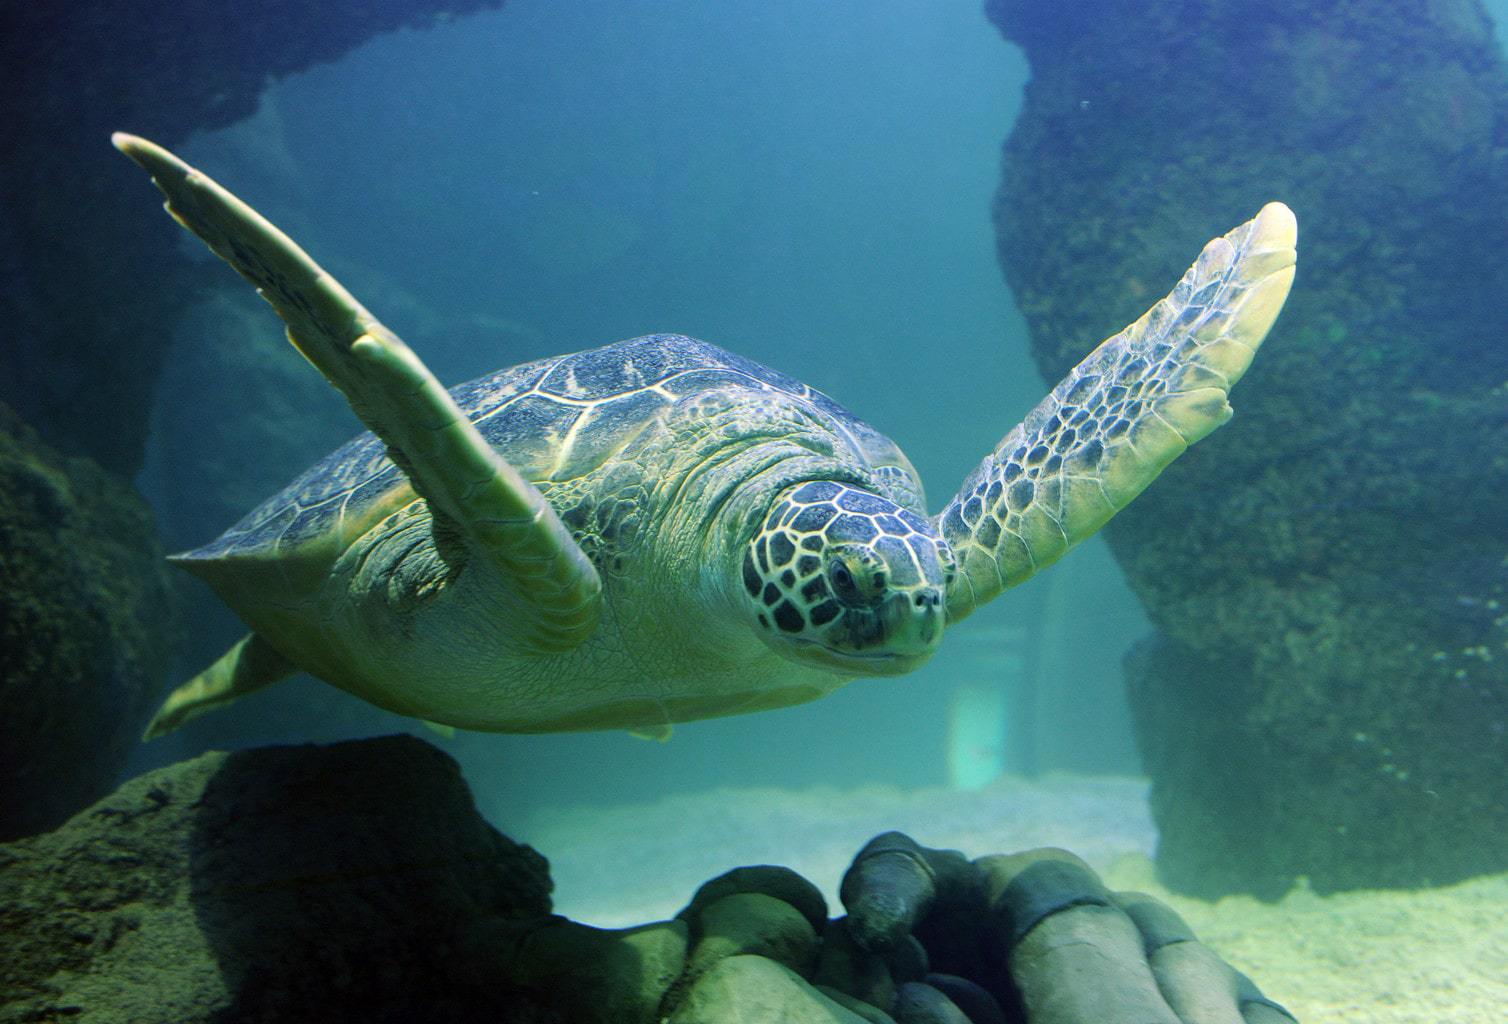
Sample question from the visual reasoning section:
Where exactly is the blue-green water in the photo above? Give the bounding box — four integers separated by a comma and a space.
132, 0, 1147, 823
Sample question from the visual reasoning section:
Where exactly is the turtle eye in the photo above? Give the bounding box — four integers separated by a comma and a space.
828, 560, 858, 601
828, 553, 885, 608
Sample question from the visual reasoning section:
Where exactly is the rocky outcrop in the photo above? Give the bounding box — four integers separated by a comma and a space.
988, 0, 1508, 896
0, 736, 554, 1023
0, 0, 503, 477
0, 737, 881, 1023
0, 404, 175, 841
4, 740, 1280, 1022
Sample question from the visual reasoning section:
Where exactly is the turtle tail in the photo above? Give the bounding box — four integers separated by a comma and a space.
144, 633, 294, 740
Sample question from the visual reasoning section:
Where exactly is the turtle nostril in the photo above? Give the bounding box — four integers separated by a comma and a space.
913, 589, 942, 609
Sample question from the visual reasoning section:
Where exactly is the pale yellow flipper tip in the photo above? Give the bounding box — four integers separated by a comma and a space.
421, 720, 458, 740
1252, 200, 1298, 253
628, 723, 674, 742
112, 132, 189, 182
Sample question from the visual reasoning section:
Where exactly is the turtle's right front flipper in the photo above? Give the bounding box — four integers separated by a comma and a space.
938, 202, 1297, 621
114, 134, 601, 653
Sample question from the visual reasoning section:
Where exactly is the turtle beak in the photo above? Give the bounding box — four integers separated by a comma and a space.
886, 587, 945, 656
820, 588, 943, 673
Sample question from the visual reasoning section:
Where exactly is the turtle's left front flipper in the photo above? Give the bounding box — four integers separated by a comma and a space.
114, 133, 601, 653
939, 202, 1296, 621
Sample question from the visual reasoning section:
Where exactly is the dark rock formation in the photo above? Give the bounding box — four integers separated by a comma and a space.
0, 0, 503, 478
0, 403, 175, 841
0, 736, 554, 1023
1, 762, 1283, 1023
988, 0, 1508, 896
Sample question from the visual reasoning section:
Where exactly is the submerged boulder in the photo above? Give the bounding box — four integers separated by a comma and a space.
1, 765, 1289, 1022
989, 0, 1508, 896
669, 955, 873, 1024
0, 403, 174, 841
0, 735, 553, 1023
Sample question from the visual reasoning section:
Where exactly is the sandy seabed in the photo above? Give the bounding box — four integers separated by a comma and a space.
518, 774, 1508, 1023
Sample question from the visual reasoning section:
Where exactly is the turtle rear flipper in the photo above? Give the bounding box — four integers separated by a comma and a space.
145, 633, 294, 739
939, 202, 1297, 620
114, 133, 602, 654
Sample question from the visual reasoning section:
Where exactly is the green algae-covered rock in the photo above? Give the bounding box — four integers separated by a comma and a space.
0, 736, 552, 1023
669, 955, 873, 1024
677, 864, 831, 938
891, 982, 973, 1024
817, 986, 902, 1024
689, 891, 820, 979
813, 918, 897, 1013
0, 402, 174, 841
3, 807, 1297, 1021
501, 916, 689, 1024
988, 0, 1508, 896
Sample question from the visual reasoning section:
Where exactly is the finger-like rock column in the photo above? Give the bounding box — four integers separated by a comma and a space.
4, 805, 1299, 1021
988, 0, 1508, 896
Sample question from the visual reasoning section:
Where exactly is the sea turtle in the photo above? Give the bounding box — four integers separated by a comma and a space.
114, 134, 1296, 740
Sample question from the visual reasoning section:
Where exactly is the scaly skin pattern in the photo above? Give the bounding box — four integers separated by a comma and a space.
936, 203, 1296, 621
741, 481, 949, 673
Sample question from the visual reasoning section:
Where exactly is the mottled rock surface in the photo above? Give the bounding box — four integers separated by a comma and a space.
0, 735, 553, 1023
688, 892, 820, 981
500, 916, 689, 1024
1, 772, 1309, 1022
989, 0, 1508, 896
0, 0, 503, 476
670, 955, 873, 1024
678, 864, 831, 938
0, 403, 174, 841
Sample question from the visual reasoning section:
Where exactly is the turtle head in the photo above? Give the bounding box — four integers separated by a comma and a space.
739, 481, 952, 675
